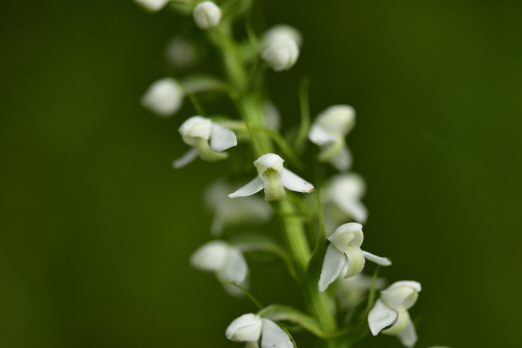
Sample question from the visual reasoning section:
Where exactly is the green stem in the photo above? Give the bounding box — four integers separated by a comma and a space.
212, 23, 343, 348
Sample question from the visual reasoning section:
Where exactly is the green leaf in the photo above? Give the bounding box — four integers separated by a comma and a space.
307, 189, 327, 283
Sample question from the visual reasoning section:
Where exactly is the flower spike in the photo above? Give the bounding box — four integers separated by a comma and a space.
318, 223, 391, 292
228, 153, 314, 201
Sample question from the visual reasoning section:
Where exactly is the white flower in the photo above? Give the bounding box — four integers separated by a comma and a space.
141, 78, 184, 117
318, 223, 391, 292
308, 105, 356, 171
336, 273, 386, 311
323, 173, 367, 235
205, 180, 273, 235
262, 39, 299, 72
228, 153, 314, 201
226, 314, 293, 348
134, 0, 169, 12
193, 1, 222, 29
368, 281, 422, 347
191, 241, 248, 296
165, 36, 198, 69
262, 24, 303, 49
173, 116, 237, 168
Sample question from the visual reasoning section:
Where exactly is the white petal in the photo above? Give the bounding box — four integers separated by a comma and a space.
210, 123, 237, 152
254, 153, 284, 174
226, 314, 263, 342
179, 116, 212, 140
190, 241, 229, 272
318, 244, 346, 292
343, 246, 366, 278
362, 250, 392, 266
308, 124, 337, 146
261, 319, 293, 348
381, 282, 421, 310
172, 148, 198, 168
368, 299, 398, 336
229, 177, 264, 198
396, 318, 418, 347
328, 223, 364, 251
219, 248, 248, 283
328, 145, 352, 171
281, 168, 314, 193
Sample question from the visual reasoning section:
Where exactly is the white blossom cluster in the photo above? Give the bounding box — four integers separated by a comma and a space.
136, 1, 448, 347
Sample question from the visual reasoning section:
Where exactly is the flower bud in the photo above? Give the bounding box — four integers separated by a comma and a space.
262, 24, 303, 49
193, 1, 222, 29
190, 240, 229, 272
134, 0, 169, 12
262, 39, 299, 72
225, 314, 263, 342
141, 78, 184, 117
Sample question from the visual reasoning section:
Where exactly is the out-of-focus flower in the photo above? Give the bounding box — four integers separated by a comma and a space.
319, 223, 391, 292
165, 36, 198, 69
226, 314, 293, 348
193, 1, 221, 29
309, 105, 355, 171
141, 78, 184, 117
261, 25, 301, 72
336, 273, 386, 311
262, 24, 303, 49
323, 173, 367, 235
191, 240, 248, 296
173, 116, 237, 168
368, 281, 422, 347
205, 180, 272, 235
229, 153, 314, 201
134, 0, 169, 12
263, 101, 281, 131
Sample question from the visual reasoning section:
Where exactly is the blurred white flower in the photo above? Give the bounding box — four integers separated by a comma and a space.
141, 78, 184, 117
205, 180, 272, 235
309, 105, 356, 171
134, 0, 169, 12
262, 24, 303, 49
368, 281, 422, 347
262, 39, 299, 72
319, 223, 391, 292
323, 173, 367, 235
173, 116, 237, 168
336, 273, 386, 311
165, 36, 198, 69
226, 314, 293, 348
229, 153, 314, 201
193, 1, 222, 29
191, 240, 248, 296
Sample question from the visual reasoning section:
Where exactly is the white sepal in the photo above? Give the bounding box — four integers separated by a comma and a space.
260, 319, 293, 348
141, 78, 184, 117
228, 177, 264, 199
134, 0, 169, 12
368, 299, 398, 336
262, 39, 299, 72
193, 1, 222, 29
281, 168, 315, 193
318, 244, 346, 292
362, 250, 392, 266
396, 320, 417, 348
226, 314, 263, 342
381, 281, 421, 310
210, 123, 237, 152
172, 147, 198, 168
218, 248, 248, 284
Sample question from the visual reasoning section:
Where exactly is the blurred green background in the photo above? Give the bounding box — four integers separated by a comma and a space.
1, 0, 521, 347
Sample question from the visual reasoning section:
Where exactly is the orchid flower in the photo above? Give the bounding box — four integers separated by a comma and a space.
226, 313, 293, 348
368, 281, 422, 347
308, 105, 355, 171
134, 0, 169, 12
261, 25, 301, 72
323, 173, 368, 235
228, 153, 314, 201
173, 116, 237, 168
190, 240, 248, 296
318, 223, 391, 292
141, 78, 184, 117
205, 180, 273, 236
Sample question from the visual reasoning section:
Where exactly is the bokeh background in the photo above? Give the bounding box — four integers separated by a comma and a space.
2, 0, 521, 347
